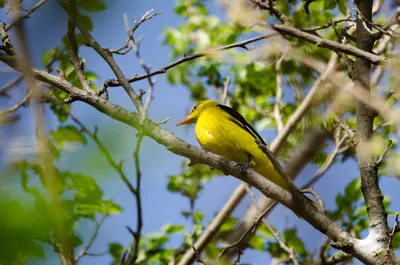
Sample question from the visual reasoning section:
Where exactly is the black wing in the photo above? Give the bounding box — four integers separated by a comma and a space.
217, 104, 266, 145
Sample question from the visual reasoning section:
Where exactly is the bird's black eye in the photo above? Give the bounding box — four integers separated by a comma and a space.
190, 103, 200, 113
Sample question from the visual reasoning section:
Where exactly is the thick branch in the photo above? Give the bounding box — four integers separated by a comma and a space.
270, 24, 386, 64
354, 1, 393, 264
178, 53, 339, 265
0, 56, 369, 260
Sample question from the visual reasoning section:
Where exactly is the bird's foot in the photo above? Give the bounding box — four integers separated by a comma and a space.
235, 162, 252, 175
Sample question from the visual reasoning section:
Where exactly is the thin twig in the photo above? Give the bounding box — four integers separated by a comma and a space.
320, 238, 353, 265
126, 134, 144, 265
75, 214, 107, 261
0, 75, 23, 97
156, 117, 170, 125
274, 48, 287, 132
217, 202, 274, 262
334, 118, 355, 141
242, 186, 300, 265
102, 33, 279, 90
57, 0, 146, 116
0, 91, 31, 115
67, 13, 92, 93
107, 10, 162, 56
69, 114, 137, 196
301, 187, 326, 213
323, 252, 353, 265
249, 0, 292, 25
303, 0, 317, 15
222, 76, 230, 105
375, 140, 393, 168
5, 0, 48, 31
301, 16, 353, 33
123, 12, 155, 117
301, 134, 348, 189
388, 213, 399, 249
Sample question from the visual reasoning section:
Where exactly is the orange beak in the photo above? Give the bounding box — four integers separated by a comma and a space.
176, 115, 192, 126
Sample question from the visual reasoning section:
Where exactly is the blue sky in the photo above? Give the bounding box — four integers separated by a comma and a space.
1, 0, 399, 264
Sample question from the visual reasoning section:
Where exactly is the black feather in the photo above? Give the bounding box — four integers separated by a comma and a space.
216, 104, 266, 145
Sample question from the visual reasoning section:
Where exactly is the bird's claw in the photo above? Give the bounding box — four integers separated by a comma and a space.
236, 162, 252, 175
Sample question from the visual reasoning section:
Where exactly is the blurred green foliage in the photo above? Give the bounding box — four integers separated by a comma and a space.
1, 0, 399, 264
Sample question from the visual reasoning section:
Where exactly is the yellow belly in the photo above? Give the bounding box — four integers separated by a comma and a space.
195, 112, 249, 163
195, 107, 288, 190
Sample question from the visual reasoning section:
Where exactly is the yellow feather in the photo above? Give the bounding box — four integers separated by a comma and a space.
177, 99, 289, 191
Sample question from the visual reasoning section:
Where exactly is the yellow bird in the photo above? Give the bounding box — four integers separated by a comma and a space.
176, 99, 289, 190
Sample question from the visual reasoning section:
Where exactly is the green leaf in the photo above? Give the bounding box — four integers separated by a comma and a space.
267, 242, 285, 258
344, 178, 362, 202
392, 232, 400, 249
163, 224, 185, 234
283, 228, 305, 253
77, 0, 106, 11
101, 200, 122, 215
109, 242, 124, 259
258, 223, 274, 238
72, 233, 83, 247
76, 203, 102, 218
0, 0, 6, 7
338, 0, 347, 15
193, 211, 204, 224
220, 216, 237, 232
51, 125, 86, 150
66, 173, 103, 204
78, 13, 94, 31
41, 50, 52, 67
323, 0, 336, 10
248, 235, 265, 251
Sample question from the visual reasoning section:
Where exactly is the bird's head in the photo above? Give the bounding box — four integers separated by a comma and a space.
176, 100, 219, 126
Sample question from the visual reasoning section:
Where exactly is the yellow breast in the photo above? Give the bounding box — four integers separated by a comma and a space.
195, 107, 250, 164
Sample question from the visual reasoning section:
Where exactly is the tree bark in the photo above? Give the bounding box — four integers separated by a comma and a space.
354, 1, 394, 264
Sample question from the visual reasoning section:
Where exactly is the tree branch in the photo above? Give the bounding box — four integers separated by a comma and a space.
354, 1, 393, 264
67, 12, 92, 93
0, 91, 31, 115
102, 33, 279, 90
125, 134, 144, 265
249, 0, 292, 25
178, 53, 339, 265
0, 75, 23, 97
0, 56, 385, 263
5, 0, 48, 31
243, 187, 300, 265
388, 213, 399, 249
69, 114, 137, 196
274, 48, 286, 132
57, 0, 145, 117
75, 214, 107, 262
269, 24, 386, 64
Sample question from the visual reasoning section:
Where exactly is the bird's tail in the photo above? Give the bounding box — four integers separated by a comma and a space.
257, 166, 320, 217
